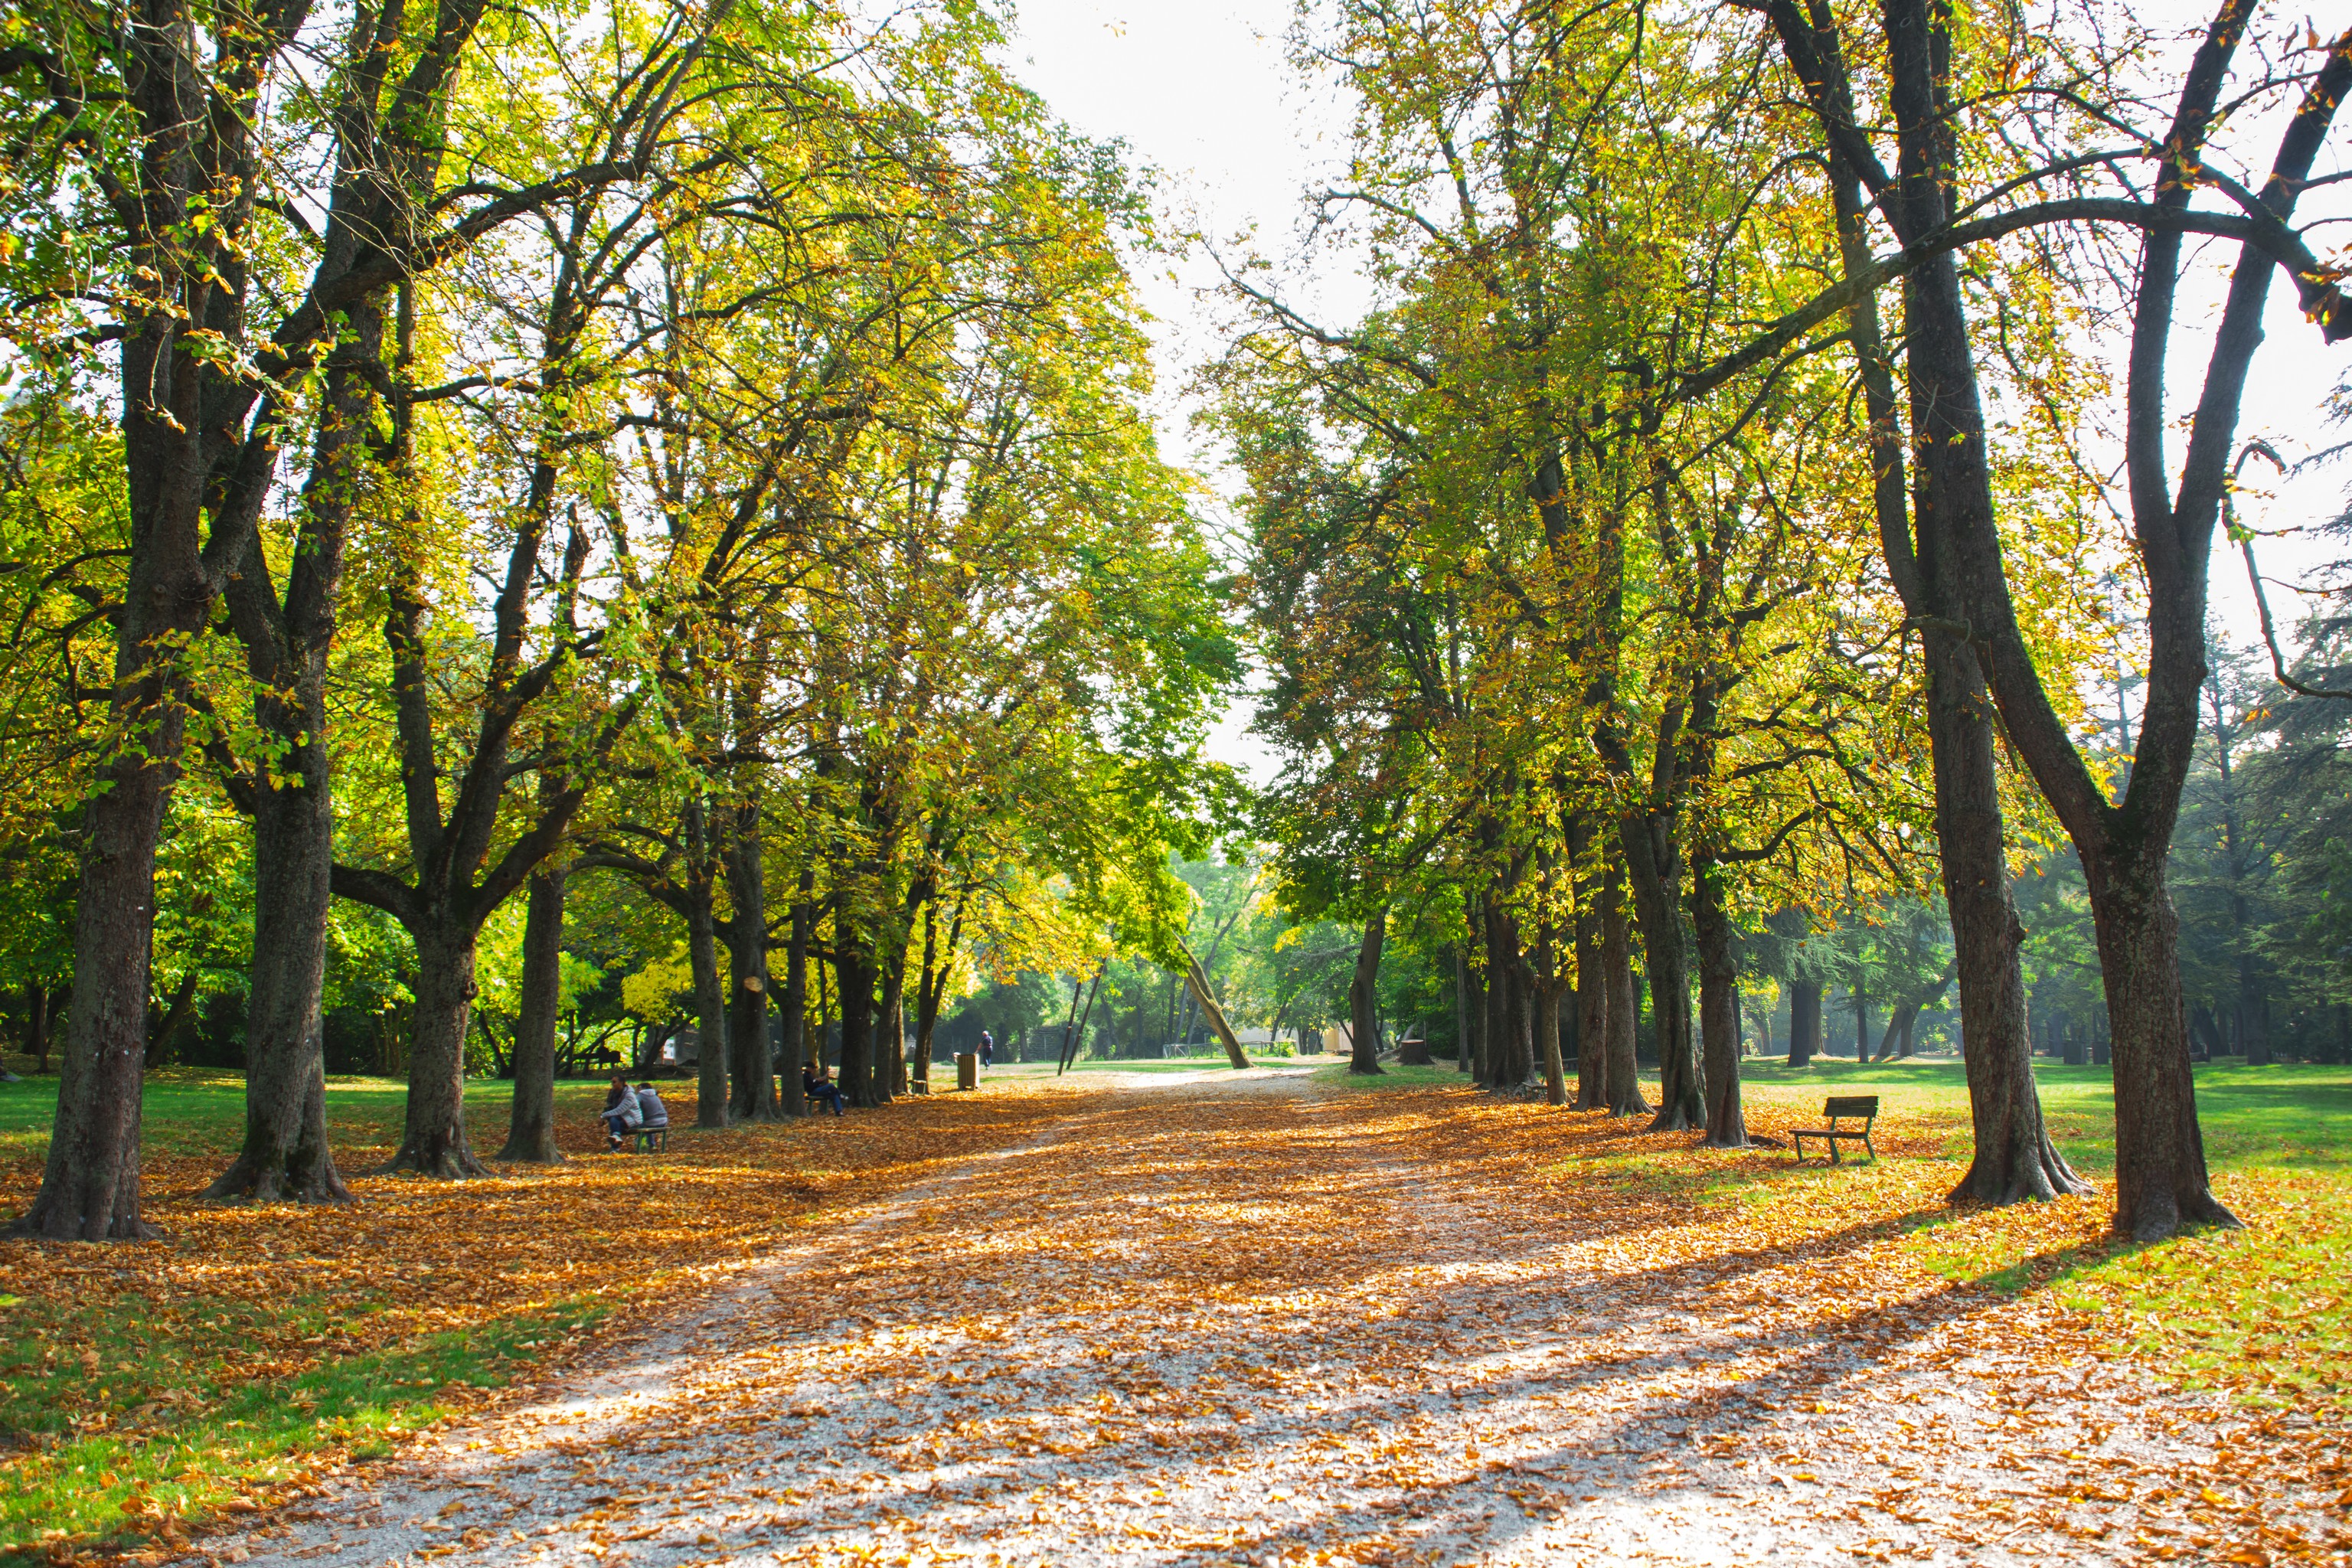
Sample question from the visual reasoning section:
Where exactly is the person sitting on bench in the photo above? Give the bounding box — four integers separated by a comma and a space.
803, 1061, 845, 1118
632, 1082, 670, 1145
599, 1074, 642, 1150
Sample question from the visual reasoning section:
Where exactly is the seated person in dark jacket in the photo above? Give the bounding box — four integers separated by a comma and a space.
632, 1082, 670, 1134
802, 1062, 845, 1117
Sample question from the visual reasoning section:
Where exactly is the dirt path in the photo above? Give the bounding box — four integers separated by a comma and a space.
199, 1074, 2341, 1567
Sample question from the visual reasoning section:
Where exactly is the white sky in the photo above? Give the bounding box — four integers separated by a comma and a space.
1002, 0, 2352, 779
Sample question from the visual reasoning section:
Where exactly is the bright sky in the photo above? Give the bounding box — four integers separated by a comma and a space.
1003, 0, 2352, 778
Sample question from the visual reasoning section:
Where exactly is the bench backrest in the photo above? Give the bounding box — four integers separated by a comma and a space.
1822, 1096, 1880, 1122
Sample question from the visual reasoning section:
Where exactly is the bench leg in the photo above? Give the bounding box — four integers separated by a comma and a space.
1829, 1138, 1842, 1166
1864, 1132, 1876, 1163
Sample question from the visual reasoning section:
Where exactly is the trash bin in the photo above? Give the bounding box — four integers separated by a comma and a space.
955, 1052, 978, 1091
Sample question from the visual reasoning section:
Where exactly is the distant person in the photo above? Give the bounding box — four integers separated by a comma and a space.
632, 1082, 670, 1138
978, 1029, 995, 1068
599, 1074, 642, 1150
803, 1061, 845, 1118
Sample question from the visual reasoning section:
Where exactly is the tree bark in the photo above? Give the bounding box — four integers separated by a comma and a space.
878, 965, 906, 1100
1462, 903, 1488, 1078
15, 736, 178, 1237
1348, 908, 1387, 1076
26, 986, 52, 1074
777, 888, 812, 1117
1601, 885, 1646, 1115
1788, 981, 1820, 1068
2086, 852, 2235, 1236
382, 920, 488, 1178
1574, 901, 1609, 1110
1454, 942, 1475, 1076
684, 799, 730, 1129
835, 926, 878, 1107
1622, 818, 1704, 1132
207, 768, 352, 1198
1537, 978, 1570, 1106
1924, 632, 2089, 1205
1876, 1001, 1922, 1062
1694, 856, 1747, 1147
1482, 903, 1533, 1088
496, 866, 567, 1163
723, 799, 775, 1122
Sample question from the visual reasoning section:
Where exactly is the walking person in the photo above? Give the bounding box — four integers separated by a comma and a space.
978, 1028, 995, 1069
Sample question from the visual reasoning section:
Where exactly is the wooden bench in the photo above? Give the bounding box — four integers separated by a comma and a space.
632, 1124, 669, 1154
1791, 1096, 1879, 1165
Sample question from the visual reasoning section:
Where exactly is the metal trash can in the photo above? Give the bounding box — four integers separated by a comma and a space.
955, 1052, 978, 1091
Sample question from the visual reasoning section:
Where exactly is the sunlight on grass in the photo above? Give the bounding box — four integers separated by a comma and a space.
0, 1070, 1067, 1555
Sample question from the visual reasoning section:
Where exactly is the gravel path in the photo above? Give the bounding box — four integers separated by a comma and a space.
194, 1073, 2344, 1567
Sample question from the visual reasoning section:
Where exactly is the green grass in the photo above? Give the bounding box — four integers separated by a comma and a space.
988, 1057, 1312, 1074
0, 1069, 684, 1553
0, 1068, 625, 1162
1732, 1056, 2352, 1410
0, 1290, 615, 1551
1730, 1055, 2352, 1171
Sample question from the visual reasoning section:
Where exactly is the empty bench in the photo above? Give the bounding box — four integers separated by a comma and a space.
1791, 1096, 1878, 1165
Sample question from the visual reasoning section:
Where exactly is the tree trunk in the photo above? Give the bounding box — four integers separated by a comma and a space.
495, 866, 567, 1163
723, 803, 775, 1122
383, 920, 488, 1178
777, 888, 812, 1117
1926, 634, 2087, 1205
1789, 982, 1820, 1068
914, 900, 964, 1084
1854, 978, 1870, 1061
1481, 901, 1510, 1087
2238, 984, 2270, 1067
1454, 942, 1474, 1076
1573, 902, 1609, 1109
25, 986, 52, 1073
1537, 980, 1569, 1106
1694, 858, 1747, 1148
878, 969, 906, 1100
684, 802, 729, 1129
15, 691, 192, 1237
835, 928, 877, 1107
1461, 914, 1488, 1078
1622, 819, 1704, 1132
1348, 908, 1387, 1076
1601, 886, 1646, 1115
1876, 1001, 1922, 1063
211, 759, 350, 1200
2085, 851, 2234, 1237
2188, 1003, 2220, 1061
1510, 962, 1536, 1088
1483, 904, 1533, 1088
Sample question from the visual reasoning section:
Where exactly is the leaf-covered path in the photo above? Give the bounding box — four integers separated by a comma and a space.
200, 1074, 2342, 1567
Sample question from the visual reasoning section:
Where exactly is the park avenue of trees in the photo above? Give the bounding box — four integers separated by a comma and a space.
1, 0, 2348, 1252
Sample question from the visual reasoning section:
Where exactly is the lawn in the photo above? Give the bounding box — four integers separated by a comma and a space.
0, 1063, 1076, 1558
1106, 1050, 2351, 1419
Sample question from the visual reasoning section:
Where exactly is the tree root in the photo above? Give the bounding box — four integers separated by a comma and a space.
202, 1153, 355, 1204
